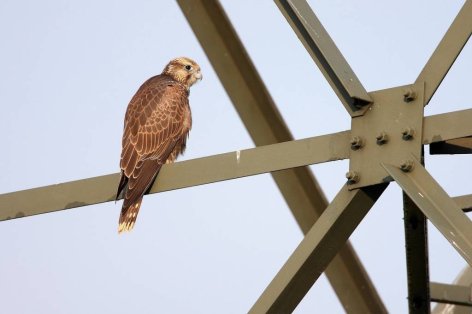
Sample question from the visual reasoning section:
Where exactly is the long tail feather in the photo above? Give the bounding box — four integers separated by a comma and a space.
118, 198, 142, 234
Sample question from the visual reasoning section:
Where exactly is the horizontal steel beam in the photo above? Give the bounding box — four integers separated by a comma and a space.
383, 159, 472, 266
0, 131, 350, 221
455, 194, 472, 212
430, 136, 472, 154
2, 106, 468, 222
415, 0, 472, 106
433, 267, 472, 313
430, 282, 472, 306
249, 183, 387, 313
275, 0, 372, 116
422, 109, 472, 144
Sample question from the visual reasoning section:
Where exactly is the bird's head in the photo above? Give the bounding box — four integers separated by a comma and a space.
162, 57, 202, 89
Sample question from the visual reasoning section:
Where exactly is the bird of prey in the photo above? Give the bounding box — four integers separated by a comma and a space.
116, 57, 202, 233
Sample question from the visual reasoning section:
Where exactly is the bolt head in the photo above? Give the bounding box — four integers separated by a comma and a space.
350, 136, 364, 150
376, 132, 388, 145
346, 171, 360, 184
400, 160, 414, 172
401, 127, 414, 140
403, 88, 416, 103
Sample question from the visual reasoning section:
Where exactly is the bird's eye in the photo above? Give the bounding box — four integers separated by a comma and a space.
185, 65, 192, 71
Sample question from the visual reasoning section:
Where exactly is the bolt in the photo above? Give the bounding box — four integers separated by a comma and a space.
403, 88, 416, 103
401, 127, 414, 140
400, 160, 414, 172
376, 132, 388, 145
346, 171, 360, 184
350, 136, 364, 150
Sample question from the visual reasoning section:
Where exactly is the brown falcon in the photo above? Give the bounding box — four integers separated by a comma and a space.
116, 57, 202, 233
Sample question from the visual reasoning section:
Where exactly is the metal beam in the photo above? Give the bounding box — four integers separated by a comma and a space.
348, 83, 424, 189
275, 0, 372, 116
403, 150, 430, 313
4, 122, 468, 222
433, 267, 472, 313
454, 194, 472, 212
422, 109, 472, 144
177, 1, 386, 313
430, 282, 472, 306
403, 192, 431, 313
415, 0, 472, 106
0, 131, 349, 221
430, 136, 472, 154
249, 183, 387, 314
383, 159, 472, 266
2, 104, 469, 221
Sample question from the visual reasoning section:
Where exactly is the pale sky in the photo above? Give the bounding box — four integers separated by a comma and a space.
0, 0, 470, 313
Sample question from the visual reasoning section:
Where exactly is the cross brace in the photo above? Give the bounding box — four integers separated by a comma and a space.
1, 0, 471, 312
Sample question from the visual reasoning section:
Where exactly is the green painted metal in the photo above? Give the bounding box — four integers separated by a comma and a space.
0, 0, 470, 312
433, 267, 472, 313
349, 83, 424, 189
430, 136, 472, 154
404, 192, 431, 313
249, 183, 387, 314
177, 0, 329, 235
275, 0, 372, 116
0, 173, 118, 221
430, 282, 472, 306
403, 151, 431, 313
383, 159, 472, 266
416, 0, 472, 106
177, 1, 387, 313
2, 107, 469, 222
422, 109, 472, 144
0, 132, 350, 221
454, 194, 472, 212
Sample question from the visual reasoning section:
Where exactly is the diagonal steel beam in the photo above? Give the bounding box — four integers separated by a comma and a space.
249, 183, 387, 314
1, 131, 349, 221
383, 159, 472, 266
177, 1, 386, 312
415, 0, 472, 106
275, 0, 372, 116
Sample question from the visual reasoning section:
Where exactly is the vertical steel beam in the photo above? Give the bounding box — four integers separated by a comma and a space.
177, 1, 386, 312
383, 160, 472, 266
275, 0, 372, 116
403, 194, 431, 313
403, 151, 431, 313
249, 183, 387, 314
415, 0, 472, 106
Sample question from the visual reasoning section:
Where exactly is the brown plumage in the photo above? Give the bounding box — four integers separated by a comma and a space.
116, 57, 202, 233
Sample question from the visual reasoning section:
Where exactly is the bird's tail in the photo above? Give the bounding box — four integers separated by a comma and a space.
118, 198, 143, 234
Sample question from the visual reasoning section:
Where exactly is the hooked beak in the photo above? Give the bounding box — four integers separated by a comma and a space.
195, 70, 203, 81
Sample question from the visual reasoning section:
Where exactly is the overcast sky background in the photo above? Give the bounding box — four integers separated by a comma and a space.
0, 0, 470, 313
